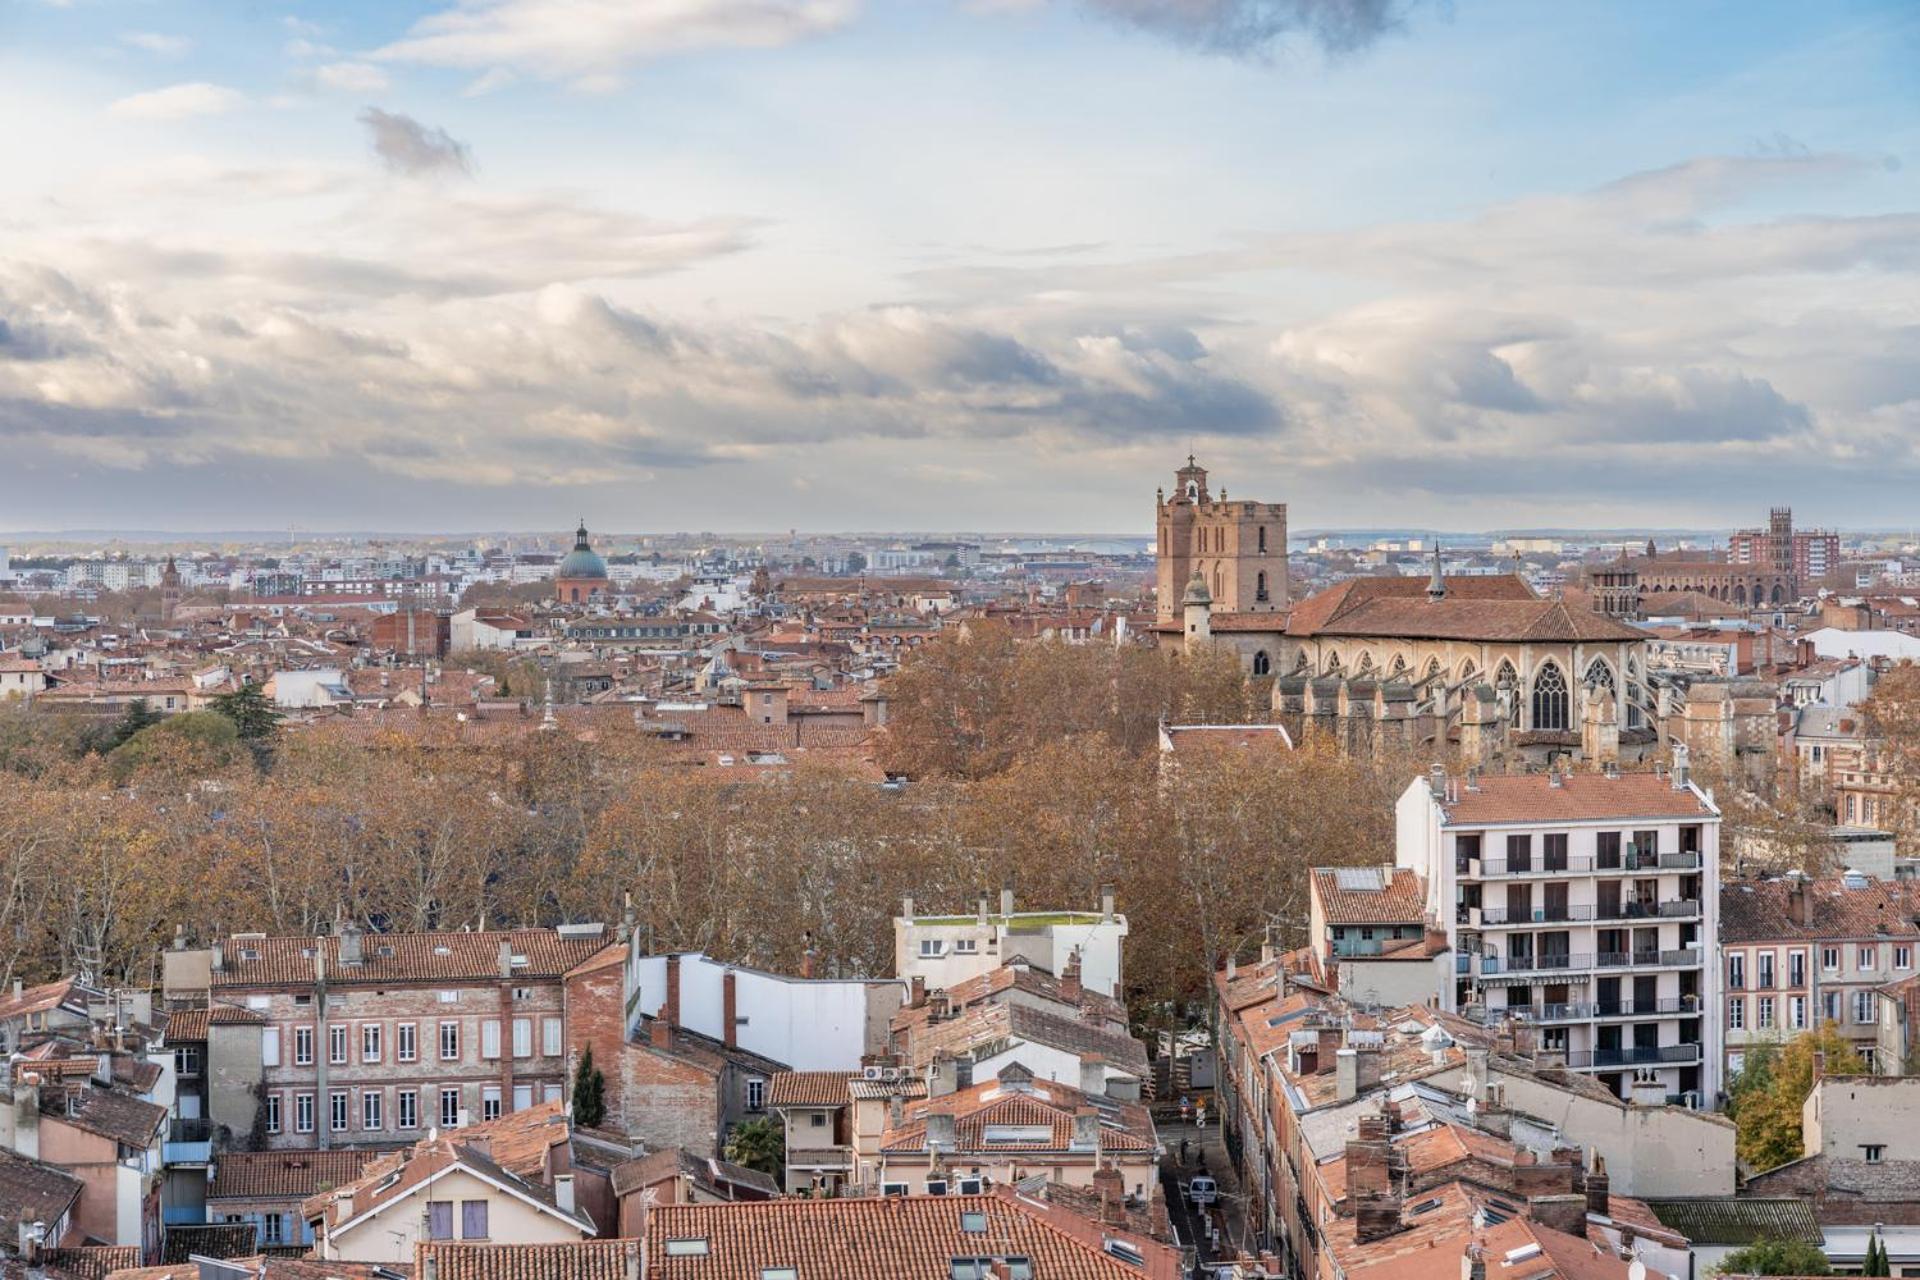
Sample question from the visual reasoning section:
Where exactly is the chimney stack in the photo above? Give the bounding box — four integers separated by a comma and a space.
1071, 1107, 1099, 1150
650, 1003, 673, 1050
1092, 1163, 1126, 1226
1098, 883, 1116, 920
926, 1111, 956, 1151
1671, 741, 1691, 791
1336, 1048, 1360, 1102
1000, 882, 1015, 918
664, 954, 681, 1029
1079, 1054, 1106, 1098
1585, 1153, 1610, 1217
928, 1052, 958, 1098
1060, 948, 1083, 1003
722, 970, 738, 1049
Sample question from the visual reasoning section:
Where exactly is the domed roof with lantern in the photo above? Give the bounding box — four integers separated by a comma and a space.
557, 521, 609, 580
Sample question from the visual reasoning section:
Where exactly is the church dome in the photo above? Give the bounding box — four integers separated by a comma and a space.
556, 522, 609, 580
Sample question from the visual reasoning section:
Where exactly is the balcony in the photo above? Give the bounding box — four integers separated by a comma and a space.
1480, 953, 1593, 976
1563, 1042, 1702, 1069
1469, 856, 1594, 878
1478, 905, 1597, 926
164, 1117, 214, 1166
1593, 998, 1696, 1018
1596, 900, 1700, 922
1470, 997, 1699, 1024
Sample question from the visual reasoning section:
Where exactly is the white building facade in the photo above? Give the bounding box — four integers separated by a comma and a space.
1396, 763, 1722, 1107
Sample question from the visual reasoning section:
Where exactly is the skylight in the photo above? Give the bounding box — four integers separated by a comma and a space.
664, 1238, 709, 1257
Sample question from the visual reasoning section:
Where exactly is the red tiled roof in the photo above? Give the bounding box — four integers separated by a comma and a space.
880, 1076, 1156, 1156
1721, 877, 1920, 943
164, 1002, 267, 1041
39, 1246, 137, 1280
643, 1189, 1182, 1280
1312, 867, 1429, 926
766, 1071, 859, 1108
1435, 772, 1717, 824
210, 1148, 384, 1202
418, 1240, 641, 1280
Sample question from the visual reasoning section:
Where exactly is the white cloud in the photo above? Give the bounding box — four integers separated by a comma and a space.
315, 61, 392, 92
121, 32, 193, 57
372, 0, 860, 83
106, 82, 245, 121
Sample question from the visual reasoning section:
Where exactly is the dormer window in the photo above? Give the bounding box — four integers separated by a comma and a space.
240, 948, 261, 961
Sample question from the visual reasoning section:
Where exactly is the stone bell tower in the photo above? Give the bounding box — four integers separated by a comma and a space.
1155, 457, 1288, 622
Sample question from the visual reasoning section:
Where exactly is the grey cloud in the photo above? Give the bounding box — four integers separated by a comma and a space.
1083, 0, 1417, 58
360, 108, 475, 178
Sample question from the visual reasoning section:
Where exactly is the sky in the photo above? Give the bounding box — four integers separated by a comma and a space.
1, 0, 1917, 536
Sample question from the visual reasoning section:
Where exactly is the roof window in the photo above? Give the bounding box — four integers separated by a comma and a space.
664, 1238, 709, 1258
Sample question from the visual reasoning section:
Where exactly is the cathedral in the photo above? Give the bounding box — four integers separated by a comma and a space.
1152, 459, 1769, 774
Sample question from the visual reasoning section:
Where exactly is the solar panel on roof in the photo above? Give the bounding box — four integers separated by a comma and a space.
1334, 867, 1386, 892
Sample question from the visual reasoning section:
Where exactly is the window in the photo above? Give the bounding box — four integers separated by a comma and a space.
175, 1046, 201, 1077
1854, 991, 1876, 1024
438, 990, 460, 1003
362, 1024, 382, 1063
1531, 661, 1569, 731
512, 1018, 532, 1059
329, 1024, 348, 1065
1253, 650, 1271, 675
264, 1093, 281, 1135
428, 1202, 454, 1241
1255, 571, 1270, 604
330, 1091, 349, 1132
1789, 951, 1806, 987
1757, 996, 1775, 1029
962, 1211, 989, 1233
1757, 952, 1775, 989
363, 1090, 383, 1130
441, 1088, 461, 1128
294, 1027, 314, 1066
664, 1240, 709, 1258
1864, 1144, 1885, 1163
261, 1212, 285, 1246
953, 939, 978, 954
1728, 998, 1745, 1030
440, 1021, 460, 1061
763, 1269, 799, 1280
397, 1023, 418, 1063
482, 1086, 502, 1122
747, 1079, 767, 1112
1789, 996, 1806, 1030
1859, 946, 1877, 971
1898, 947, 1913, 970
1823, 946, 1840, 971
810, 1112, 827, 1128
461, 1201, 489, 1240
919, 939, 945, 957
398, 1090, 418, 1130
1825, 991, 1841, 1023
543, 1018, 563, 1057
1727, 954, 1745, 990
262, 1027, 281, 1067
481, 1019, 501, 1060
295, 1093, 315, 1134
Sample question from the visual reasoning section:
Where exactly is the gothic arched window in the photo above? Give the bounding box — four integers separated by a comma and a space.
1771, 584, 1786, 605
1293, 650, 1311, 674
1256, 571, 1270, 603
1258, 526, 1268, 554
1389, 654, 1408, 678
1253, 650, 1271, 676
1495, 659, 1517, 688
1356, 651, 1375, 675
1532, 661, 1570, 731
1585, 658, 1616, 695
1324, 651, 1343, 675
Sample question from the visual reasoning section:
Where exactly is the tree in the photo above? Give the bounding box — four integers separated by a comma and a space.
210, 683, 281, 741
724, 1115, 785, 1178
104, 698, 161, 752
1731, 1025, 1864, 1171
1715, 1239, 1832, 1276
1864, 1234, 1889, 1277
571, 1046, 606, 1129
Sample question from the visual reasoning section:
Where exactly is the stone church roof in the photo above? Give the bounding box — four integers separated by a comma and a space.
1285, 573, 1644, 644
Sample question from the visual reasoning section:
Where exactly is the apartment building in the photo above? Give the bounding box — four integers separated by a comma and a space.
162, 922, 613, 1151
1396, 762, 1721, 1105
1720, 872, 1920, 1076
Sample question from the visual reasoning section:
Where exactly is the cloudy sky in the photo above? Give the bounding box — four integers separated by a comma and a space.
1, 1, 1917, 534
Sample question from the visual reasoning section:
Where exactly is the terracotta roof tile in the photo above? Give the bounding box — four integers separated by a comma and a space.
1720, 877, 1920, 943
164, 1002, 267, 1041
38, 1246, 137, 1280
766, 1071, 859, 1108
418, 1240, 640, 1280
210, 1148, 385, 1202
1312, 868, 1429, 926
1435, 773, 1717, 825
643, 1189, 1182, 1280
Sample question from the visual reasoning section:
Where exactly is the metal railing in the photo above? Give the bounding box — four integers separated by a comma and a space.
1564, 1043, 1702, 1069
1473, 997, 1697, 1023
1481, 953, 1592, 975
1479, 905, 1596, 925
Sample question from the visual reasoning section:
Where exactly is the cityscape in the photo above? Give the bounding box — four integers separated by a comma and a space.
4, 3, 1920, 1280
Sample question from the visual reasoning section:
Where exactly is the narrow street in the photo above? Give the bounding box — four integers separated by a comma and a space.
1160, 1116, 1252, 1270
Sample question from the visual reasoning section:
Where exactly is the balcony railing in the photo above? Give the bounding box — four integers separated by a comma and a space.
1479, 905, 1596, 925
164, 1117, 215, 1166
1563, 1042, 1702, 1069
1470, 856, 1594, 877
1481, 953, 1592, 975
1595, 900, 1701, 921
1471, 997, 1699, 1023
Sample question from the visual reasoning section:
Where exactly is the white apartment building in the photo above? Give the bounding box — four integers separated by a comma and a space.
1396, 759, 1721, 1107
894, 886, 1127, 999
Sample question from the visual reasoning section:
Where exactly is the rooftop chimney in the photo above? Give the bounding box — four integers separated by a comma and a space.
928, 1052, 959, 1098
1671, 742, 1691, 791
1079, 1053, 1106, 1098
1060, 948, 1083, 1002
1071, 1107, 1099, 1151
1585, 1152, 1610, 1217
926, 1111, 957, 1152
1336, 1048, 1361, 1102
650, 1003, 673, 1050
1092, 1163, 1126, 1226
722, 970, 738, 1049
664, 953, 681, 1029
1461, 1242, 1487, 1280
1098, 883, 1116, 920
1000, 882, 1015, 917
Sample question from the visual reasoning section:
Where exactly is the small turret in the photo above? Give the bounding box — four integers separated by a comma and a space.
1426, 543, 1446, 603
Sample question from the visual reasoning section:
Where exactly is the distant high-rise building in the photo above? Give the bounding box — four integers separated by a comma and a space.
1728, 507, 1839, 586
